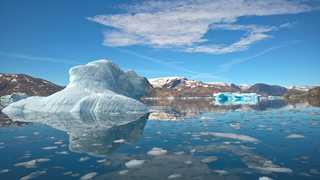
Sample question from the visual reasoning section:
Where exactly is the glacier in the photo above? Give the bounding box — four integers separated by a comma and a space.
3, 60, 149, 121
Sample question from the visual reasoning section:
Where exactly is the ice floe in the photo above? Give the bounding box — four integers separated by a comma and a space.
14, 158, 50, 168
20, 170, 46, 180
80, 172, 98, 180
259, 176, 273, 180
201, 156, 218, 163
286, 134, 305, 139
147, 147, 168, 156
200, 132, 259, 143
125, 159, 145, 168
42, 146, 58, 150
168, 173, 182, 179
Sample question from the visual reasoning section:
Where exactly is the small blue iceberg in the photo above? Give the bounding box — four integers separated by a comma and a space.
213, 92, 260, 105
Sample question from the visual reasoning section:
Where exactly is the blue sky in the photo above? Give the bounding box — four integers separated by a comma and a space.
0, 0, 320, 86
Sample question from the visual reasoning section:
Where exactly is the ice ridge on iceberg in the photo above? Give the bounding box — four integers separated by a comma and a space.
3, 60, 149, 119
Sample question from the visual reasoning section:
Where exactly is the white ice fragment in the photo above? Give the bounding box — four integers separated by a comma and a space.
14, 158, 50, 168
147, 147, 167, 156
201, 156, 218, 163
118, 170, 129, 175
184, 160, 192, 165
42, 146, 58, 150
0, 169, 10, 173
125, 159, 145, 168
113, 139, 125, 143
259, 177, 273, 180
286, 134, 305, 139
20, 170, 46, 180
168, 173, 182, 179
80, 172, 98, 180
213, 170, 228, 175
201, 132, 259, 143
79, 157, 90, 162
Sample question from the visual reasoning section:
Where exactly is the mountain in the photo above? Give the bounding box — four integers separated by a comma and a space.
284, 86, 320, 106
147, 77, 241, 98
3, 60, 149, 123
246, 83, 288, 96
0, 73, 63, 96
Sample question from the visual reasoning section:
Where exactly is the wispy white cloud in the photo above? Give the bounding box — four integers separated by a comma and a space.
0, 51, 78, 65
215, 40, 301, 73
88, 0, 313, 54
114, 47, 226, 81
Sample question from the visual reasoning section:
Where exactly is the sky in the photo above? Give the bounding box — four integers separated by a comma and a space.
0, 0, 320, 86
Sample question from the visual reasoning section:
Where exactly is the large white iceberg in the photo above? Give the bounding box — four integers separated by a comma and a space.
3, 60, 149, 119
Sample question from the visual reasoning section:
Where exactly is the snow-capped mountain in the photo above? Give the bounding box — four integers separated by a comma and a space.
149, 76, 206, 89
0, 73, 63, 96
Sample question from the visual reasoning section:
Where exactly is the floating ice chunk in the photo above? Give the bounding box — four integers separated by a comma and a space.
168, 173, 182, 179
184, 160, 192, 165
201, 156, 218, 163
14, 158, 50, 168
113, 139, 125, 143
125, 159, 145, 168
213, 170, 228, 175
20, 170, 46, 180
63, 171, 73, 176
0, 169, 10, 173
56, 151, 69, 155
174, 151, 185, 155
79, 157, 90, 162
229, 122, 241, 130
42, 146, 58, 150
118, 170, 129, 175
200, 132, 259, 143
147, 147, 167, 156
286, 134, 305, 139
253, 166, 292, 173
259, 177, 273, 180
80, 172, 98, 180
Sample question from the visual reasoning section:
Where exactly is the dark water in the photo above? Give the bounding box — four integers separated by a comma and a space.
0, 100, 320, 180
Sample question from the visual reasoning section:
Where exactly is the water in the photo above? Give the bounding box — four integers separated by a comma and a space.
0, 100, 320, 180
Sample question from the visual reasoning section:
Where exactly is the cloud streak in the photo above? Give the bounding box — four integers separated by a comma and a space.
88, 0, 313, 54
0, 51, 78, 65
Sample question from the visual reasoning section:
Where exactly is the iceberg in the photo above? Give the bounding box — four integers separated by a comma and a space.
3, 60, 150, 118
213, 92, 260, 105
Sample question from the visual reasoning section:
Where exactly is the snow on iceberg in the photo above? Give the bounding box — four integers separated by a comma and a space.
213, 92, 260, 106
3, 60, 150, 118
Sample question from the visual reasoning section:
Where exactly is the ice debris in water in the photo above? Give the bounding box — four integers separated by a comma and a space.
80, 172, 98, 180
125, 159, 145, 168
168, 173, 182, 179
20, 170, 47, 180
0, 169, 10, 173
118, 170, 129, 175
286, 134, 305, 139
201, 156, 218, 163
259, 177, 273, 180
42, 146, 58, 150
3, 60, 149, 121
14, 158, 50, 168
79, 157, 90, 162
113, 139, 125, 143
147, 147, 168, 156
200, 132, 259, 143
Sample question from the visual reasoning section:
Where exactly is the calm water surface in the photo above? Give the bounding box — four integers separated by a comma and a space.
0, 100, 320, 180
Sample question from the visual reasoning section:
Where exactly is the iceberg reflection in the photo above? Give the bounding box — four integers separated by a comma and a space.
5, 112, 148, 157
